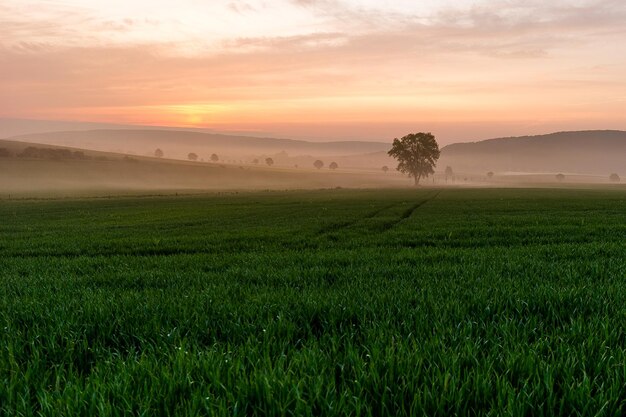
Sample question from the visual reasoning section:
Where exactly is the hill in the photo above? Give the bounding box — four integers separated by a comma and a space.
3, 129, 390, 162
439, 130, 626, 175
0, 138, 403, 195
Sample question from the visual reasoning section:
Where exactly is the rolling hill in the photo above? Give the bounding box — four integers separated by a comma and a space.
438, 130, 626, 175
0, 138, 404, 195
3, 129, 391, 161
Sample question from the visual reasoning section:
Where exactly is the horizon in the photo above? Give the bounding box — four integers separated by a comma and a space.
2, 0, 625, 143
3, 117, 626, 149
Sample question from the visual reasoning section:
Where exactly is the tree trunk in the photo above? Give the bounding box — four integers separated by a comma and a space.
414, 174, 421, 186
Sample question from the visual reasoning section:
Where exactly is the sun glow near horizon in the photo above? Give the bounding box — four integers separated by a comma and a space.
1, 0, 625, 142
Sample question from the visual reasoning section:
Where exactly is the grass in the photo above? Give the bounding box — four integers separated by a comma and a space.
1, 187, 626, 416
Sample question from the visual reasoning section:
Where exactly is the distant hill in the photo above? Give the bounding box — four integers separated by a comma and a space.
439, 130, 626, 175
4, 129, 391, 162
0, 138, 404, 195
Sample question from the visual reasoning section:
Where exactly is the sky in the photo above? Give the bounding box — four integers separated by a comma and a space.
1, 0, 625, 143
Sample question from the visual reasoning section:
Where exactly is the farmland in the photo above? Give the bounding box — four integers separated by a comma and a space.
1, 187, 626, 416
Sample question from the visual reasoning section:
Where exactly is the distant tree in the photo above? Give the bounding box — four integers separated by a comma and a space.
188, 152, 198, 161
314, 160, 324, 169
252, 158, 259, 164
388, 132, 440, 186
382, 165, 389, 173
610, 173, 621, 182
0, 148, 12, 157
210, 153, 219, 162
487, 171, 494, 179
154, 148, 164, 158
445, 166, 454, 183
556, 173, 565, 182
329, 162, 338, 170
265, 157, 274, 166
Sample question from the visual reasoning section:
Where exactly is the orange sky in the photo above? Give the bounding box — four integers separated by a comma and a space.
1, 0, 625, 143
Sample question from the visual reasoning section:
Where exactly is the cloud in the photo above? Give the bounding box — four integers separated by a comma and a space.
0, 0, 624, 139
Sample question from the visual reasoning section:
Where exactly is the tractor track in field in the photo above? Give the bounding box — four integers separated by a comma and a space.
316, 202, 401, 235
378, 190, 442, 231
317, 190, 442, 236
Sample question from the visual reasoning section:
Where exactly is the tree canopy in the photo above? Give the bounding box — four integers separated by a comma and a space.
388, 132, 440, 186
329, 162, 338, 170
314, 160, 324, 169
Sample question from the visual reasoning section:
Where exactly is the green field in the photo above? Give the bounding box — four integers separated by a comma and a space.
2, 188, 626, 416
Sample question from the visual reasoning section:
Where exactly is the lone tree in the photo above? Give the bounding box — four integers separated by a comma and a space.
252, 158, 259, 164
487, 171, 494, 179
210, 153, 219, 162
188, 152, 198, 161
314, 160, 324, 169
154, 148, 164, 158
556, 173, 565, 182
329, 162, 338, 170
382, 165, 389, 173
265, 157, 274, 166
388, 132, 440, 186
444, 166, 454, 183
610, 173, 621, 182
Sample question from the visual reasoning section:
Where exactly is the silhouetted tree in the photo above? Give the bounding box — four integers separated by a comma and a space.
252, 158, 259, 164
17, 147, 90, 160
313, 160, 324, 169
210, 153, 219, 162
329, 162, 338, 170
382, 165, 389, 173
487, 171, 494, 179
388, 132, 440, 186
556, 173, 565, 182
265, 157, 274, 166
154, 148, 164, 158
610, 173, 621, 182
445, 166, 454, 183
0, 148, 12, 157
188, 152, 198, 161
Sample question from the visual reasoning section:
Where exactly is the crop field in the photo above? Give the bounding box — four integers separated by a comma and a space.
2, 187, 626, 416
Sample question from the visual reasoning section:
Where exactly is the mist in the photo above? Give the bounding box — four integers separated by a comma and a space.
1, 125, 624, 197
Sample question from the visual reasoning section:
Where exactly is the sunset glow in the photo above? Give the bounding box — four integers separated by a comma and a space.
1, 0, 625, 142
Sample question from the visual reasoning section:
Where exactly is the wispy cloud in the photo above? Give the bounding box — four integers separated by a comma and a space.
0, 0, 624, 141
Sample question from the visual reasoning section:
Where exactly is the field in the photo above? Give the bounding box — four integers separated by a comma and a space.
2, 187, 626, 415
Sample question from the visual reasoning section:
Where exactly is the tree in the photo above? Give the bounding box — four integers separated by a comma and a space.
210, 153, 219, 162
314, 160, 324, 169
265, 157, 274, 166
0, 148, 12, 158
388, 132, 440, 186
445, 166, 454, 183
610, 173, 621, 182
556, 173, 565, 182
154, 148, 164, 158
329, 162, 338, 170
252, 158, 259, 164
188, 152, 198, 161
487, 171, 494, 179
382, 166, 389, 173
